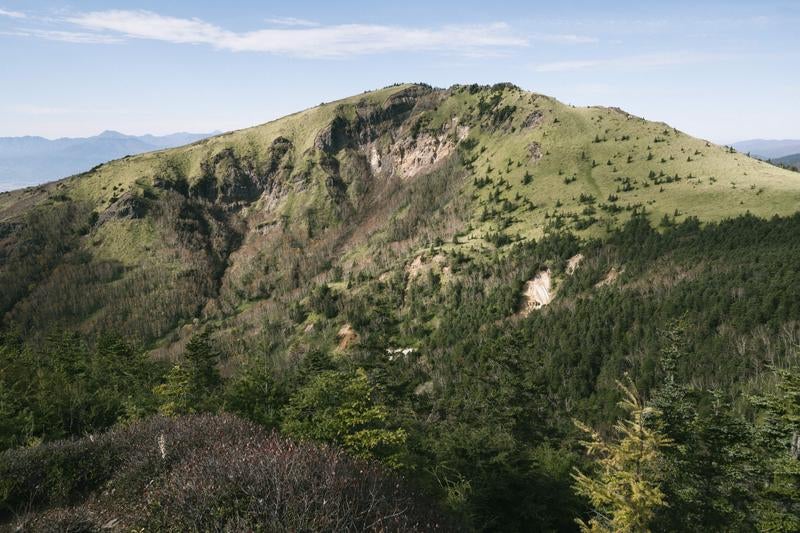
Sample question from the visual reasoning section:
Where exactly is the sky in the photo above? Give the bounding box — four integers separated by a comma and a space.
0, 0, 798, 144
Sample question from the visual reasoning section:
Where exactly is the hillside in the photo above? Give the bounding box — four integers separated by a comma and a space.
0, 130, 215, 192
1, 83, 797, 352
774, 152, 800, 170
3, 83, 800, 531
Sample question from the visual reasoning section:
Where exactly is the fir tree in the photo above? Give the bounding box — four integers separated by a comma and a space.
572, 379, 672, 532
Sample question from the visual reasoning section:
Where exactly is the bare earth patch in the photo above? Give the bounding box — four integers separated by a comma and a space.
566, 253, 584, 275
521, 269, 554, 316
336, 323, 358, 351
595, 266, 624, 288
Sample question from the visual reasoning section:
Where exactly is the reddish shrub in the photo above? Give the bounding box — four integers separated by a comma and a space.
1, 414, 452, 531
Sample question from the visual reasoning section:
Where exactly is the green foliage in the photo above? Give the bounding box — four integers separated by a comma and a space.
752, 367, 800, 531
572, 380, 672, 532
0, 331, 162, 450
155, 333, 222, 415
2, 212, 800, 531
308, 283, 339, 319
281, 368, 407, 467
154, 363, 194, 416
223, 360, 289, 429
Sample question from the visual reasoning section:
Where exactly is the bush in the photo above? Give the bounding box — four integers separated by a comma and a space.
1, 414, 452, 531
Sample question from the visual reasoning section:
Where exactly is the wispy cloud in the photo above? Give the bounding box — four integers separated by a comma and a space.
265, 16, 319, 27
0, 7, 25, 19
531, 33, 598, 44
4, 28, 122, 44
8, 103, 79, 115
5, 103, 131, 115
533, 52, 727, 72
61, 9, 530, 57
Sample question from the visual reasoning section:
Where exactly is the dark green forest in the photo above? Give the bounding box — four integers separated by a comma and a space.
2, 212, 800, 531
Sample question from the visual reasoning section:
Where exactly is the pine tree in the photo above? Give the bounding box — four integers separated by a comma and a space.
155, 333, 221, 415
154, 363, 193, 416
752, 367, 800, 531
572, 379, 672, 532
652, 321, 761, 531
223, 359, 288, 429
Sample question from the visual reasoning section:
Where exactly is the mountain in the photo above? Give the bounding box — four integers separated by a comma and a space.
731, 138, 800, 159
0, 130, 217, 191
3, 83, 800, 529
1, 82, 798, 350
774, 152, 800, 169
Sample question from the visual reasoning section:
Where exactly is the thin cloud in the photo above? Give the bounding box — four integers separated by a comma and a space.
265, 16, 319, 27
9, 28, 122, 44
6, 103, 131, 115
64, 9, 529, 57
531, 33, 598, 44
0, 7, 25, 19
533, 52, 727, 72
8, 103, 80, 115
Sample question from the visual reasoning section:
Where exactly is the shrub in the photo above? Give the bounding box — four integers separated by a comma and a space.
282, 368, 407, 467
1, 414, 451, 531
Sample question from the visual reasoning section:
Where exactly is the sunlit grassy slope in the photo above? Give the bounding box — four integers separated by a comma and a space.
2, 83, 797, 242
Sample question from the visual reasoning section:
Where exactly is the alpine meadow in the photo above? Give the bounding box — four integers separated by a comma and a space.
2, 3, 800, 532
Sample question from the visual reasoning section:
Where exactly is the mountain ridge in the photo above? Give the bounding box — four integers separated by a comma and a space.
731, 138, 800, 159
1, 82, 798, 353
773, 152, 800, 170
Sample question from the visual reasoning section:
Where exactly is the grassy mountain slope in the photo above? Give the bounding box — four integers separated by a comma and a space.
0, 83, 798, 352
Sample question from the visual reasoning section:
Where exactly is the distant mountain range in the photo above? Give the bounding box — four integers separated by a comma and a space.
731, 139, 800, 160
774, 153, 800, 169
0, 130, 218, 191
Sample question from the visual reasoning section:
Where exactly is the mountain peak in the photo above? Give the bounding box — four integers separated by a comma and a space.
96, 130, 130, 139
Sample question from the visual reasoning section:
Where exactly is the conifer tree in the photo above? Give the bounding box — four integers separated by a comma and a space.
752, 367, 800, 531
154, 363, 193, 416
155, 333, 221, 415
572, 380, 672, 532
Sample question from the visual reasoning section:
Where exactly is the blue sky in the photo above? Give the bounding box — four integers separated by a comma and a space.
0, 0, 797, 143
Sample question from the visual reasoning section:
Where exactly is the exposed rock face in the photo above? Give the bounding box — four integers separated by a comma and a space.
314, 116, 352, 153
390, 131, 457, 180
528, 142, 542, 162
99, 191, 149, 223
566, 253, 584, 275
368, 114, 469, 180
414, 380, 434, 396
313, 85, 465, 184
314, 85, 437, 156
188, 137, 295, 206
310, 86, 453, 216
405, 253, 447, 281
522, 110, 544, 128
521, 269, 553, 315
336, 323, 358, 351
